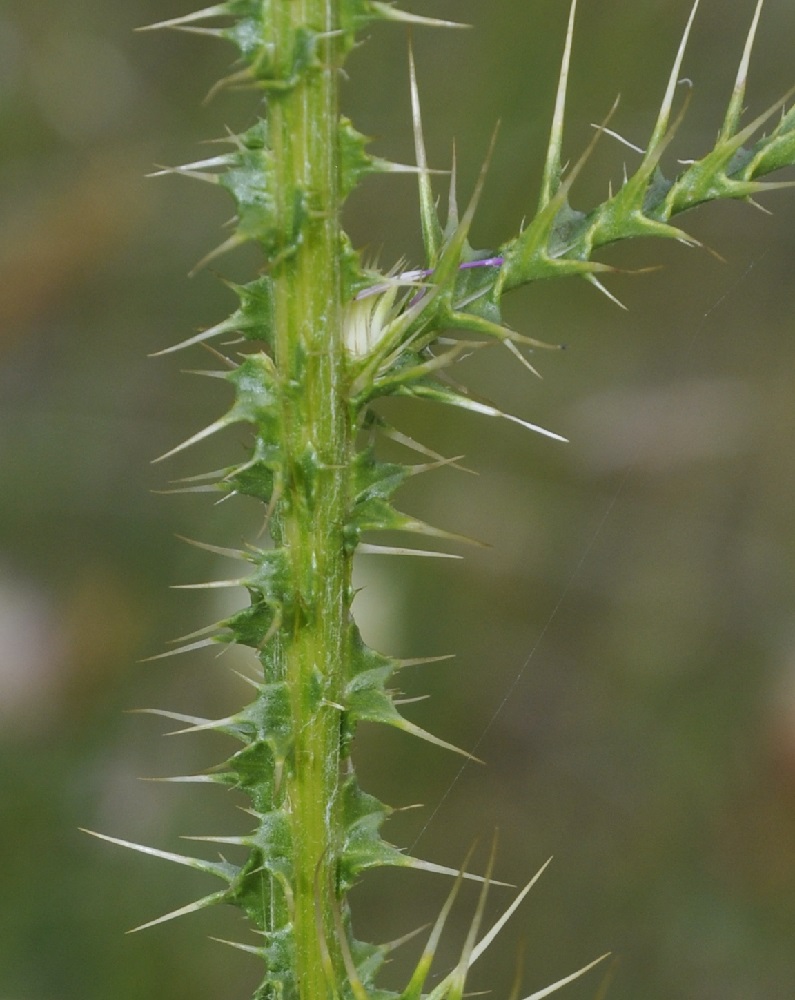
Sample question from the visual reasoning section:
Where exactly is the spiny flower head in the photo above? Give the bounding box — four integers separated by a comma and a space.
344, 257, 505, 361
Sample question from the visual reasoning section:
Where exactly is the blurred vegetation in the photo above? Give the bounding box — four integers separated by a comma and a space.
1, 1, 794, 998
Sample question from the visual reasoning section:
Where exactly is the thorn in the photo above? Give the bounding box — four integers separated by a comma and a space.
393, 694, 431, 706
431, 123, 501, 294
585, 274, 628, 310
169, 465, 228, 482
141, 774, 221, 784
519, 953, 611, 1000
504, 339, 543, 378
230, 668, 261, 690
424, 856, 554, 1000
136, 5, 228, 32
714, 82, 795, 169
214, 490, 238, 505
519, 96, 621, 267
404, 855, 511, 887
203, 66, 254, 106
372, 2, 468, 29
200, 340, 239, 369
159, 25, 226, 40
395, 653, 455, 668
80, 829, 231, 878
403, 845, 478, 997
411, 385, 568, 444
539, 0, 578, 210
147, 157, 228, 180
405, 454, 469, 478
128, 708, 213, 728
175, 534, 247, 560
180, 366, 229, 380
409, 42, 442, 264
182, 834, 247, 845
719, 0, 765, 142
448, 309, 561, 352
356, 543, 462, 559
702, 242, 727, 264
149, 318, 239, 357
381, 922, 431, 955
153, 483, 221, 495
470, 858, 553, 966
375, 420, 476, 474
647, 0, 701, 152
152, 416, 231, 464
392, 714, 484, 763
166, 620, 223, 644
447, 142, 459, 232
209, 936, 263, 956
459, 395, 570, 444
129, 890, 229, 934
189, 233, 246, 277
396, 513, 488, 549
372, 158, 448, 176
140, 637, 219, 662
747, 196, 773, 216
748, 178, 795, 197
448, 834, 498, 992
165, 714, 242, 736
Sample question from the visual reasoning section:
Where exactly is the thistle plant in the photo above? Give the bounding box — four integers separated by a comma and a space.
84, 0, 795, 997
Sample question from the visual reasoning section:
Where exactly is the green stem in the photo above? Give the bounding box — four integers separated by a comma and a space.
267, 2, 350, 996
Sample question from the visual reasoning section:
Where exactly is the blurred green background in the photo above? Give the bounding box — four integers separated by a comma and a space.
2, 1, 794, 998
